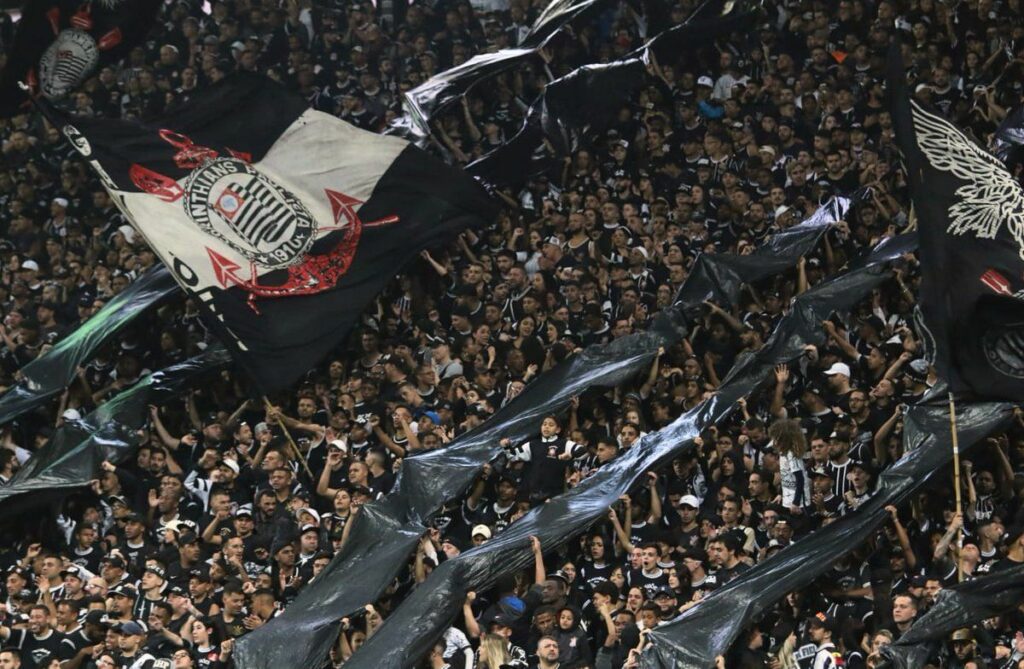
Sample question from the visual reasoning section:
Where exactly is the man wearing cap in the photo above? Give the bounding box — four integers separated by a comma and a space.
841, 461, 875, 513
186, 569, 215, 617
59, 565, 86, 603
823, 360, 853, 408
806, 612, 841, 669
826, 433, 854, 499
133, 563, 167, 621
107, 585, 137, 625
0, 604, 63, 669
113, 620, 155, 668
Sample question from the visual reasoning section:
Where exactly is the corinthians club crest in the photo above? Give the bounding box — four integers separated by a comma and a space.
129, 131, 398, 313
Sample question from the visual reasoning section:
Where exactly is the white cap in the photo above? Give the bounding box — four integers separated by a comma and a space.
118, 224, 137, 244
20, 259, 39, 271
825, 361, 851, 377
471, 524, 492, 539
328, 439, 348, 452
296, 507, 321, 526
678, 495, 700, 508
774, 205, 791, 219
52, 197, 69, 208
62, 408, 82, 421
697, 75, 714, 87
220, 459, 240, 474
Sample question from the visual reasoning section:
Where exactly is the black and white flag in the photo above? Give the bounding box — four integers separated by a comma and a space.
40, 74, 498, 391
888, 45, 1024, 401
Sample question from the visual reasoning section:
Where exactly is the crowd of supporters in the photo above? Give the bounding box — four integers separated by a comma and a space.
1, 0, 1024, 667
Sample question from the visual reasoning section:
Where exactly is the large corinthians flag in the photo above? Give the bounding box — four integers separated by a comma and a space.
0, 0, 160, 116
887, 46, 1024, 401
40, 74, 497, 391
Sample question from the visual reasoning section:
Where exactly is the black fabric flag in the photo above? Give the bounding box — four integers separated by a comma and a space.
887, 46, 1024, 401
40, 74, 498, 392
881, 564, 1024, 669
0, 346, 230, 516
0, 265, 178, 426
0, 0, 160, 116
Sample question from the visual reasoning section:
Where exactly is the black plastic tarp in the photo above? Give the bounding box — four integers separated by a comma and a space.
393, 0, 612, 142
232, 202, 846, 669
467, 0, 757, 188
0, 346, 231, 516
880, 564, 1024, 669
332, 234, 908, 669
0, 265, 178, 426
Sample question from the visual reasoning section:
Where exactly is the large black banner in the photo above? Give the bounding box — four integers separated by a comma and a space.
339, 233, 912, 669
888, 45, 1024, 401
232, 200, 847, 669
0, 346, 231, 516
880, 564, 1024, 669
0, 265, 178, 426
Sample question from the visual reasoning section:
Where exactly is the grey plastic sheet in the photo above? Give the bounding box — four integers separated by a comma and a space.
0, 346, 231, 516
0, 265, 179, 426
880, 564, 1024, 669
232, 201, 845, 669
333, 234, 908, 669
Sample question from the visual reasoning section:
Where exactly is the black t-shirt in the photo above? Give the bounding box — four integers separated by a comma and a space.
704, 562, 751, 591
627, 568, 670, 600
6, 628, 65, 668
214, 612, 247, 640
58, 628, 94, 661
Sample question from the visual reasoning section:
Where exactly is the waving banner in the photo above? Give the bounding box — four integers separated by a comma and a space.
0, 265, 178, 426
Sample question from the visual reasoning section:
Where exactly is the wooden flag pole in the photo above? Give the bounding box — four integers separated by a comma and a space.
263, 396, 315, 480
949, 391, 964, 582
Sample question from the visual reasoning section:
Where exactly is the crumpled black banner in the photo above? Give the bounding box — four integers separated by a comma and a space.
388, 0, 613, 144
0, 346, 231, 516
879, 564, 1024, 669
339, 232, 911, 669
993, 105, 1024, 168
232, 200, 846, 669
0, 265, 178, 426
467, 0, 757, 188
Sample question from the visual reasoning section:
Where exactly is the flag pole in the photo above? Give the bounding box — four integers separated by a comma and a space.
948, 391, 964, 582
263, 396, 316, 480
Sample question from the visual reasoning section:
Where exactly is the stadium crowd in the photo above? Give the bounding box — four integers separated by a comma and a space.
1, 0, 1024, 667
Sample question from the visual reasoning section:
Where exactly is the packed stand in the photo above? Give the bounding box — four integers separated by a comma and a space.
1, 0, 1024, 667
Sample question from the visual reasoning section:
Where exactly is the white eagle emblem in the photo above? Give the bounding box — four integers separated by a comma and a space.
910, 100, 1024, 259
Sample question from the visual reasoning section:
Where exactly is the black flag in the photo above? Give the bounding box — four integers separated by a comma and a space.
887, 45, 1024, 401
39, 74, 498, 392
0, 0, 160, 116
